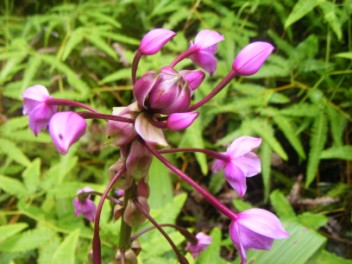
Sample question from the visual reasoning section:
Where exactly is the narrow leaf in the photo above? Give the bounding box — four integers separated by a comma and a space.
306, 112, 328, 187
270, 190, 296, 218
250, 118, 288, 160
0, 223, 28, 242
285, 0, 322, 28
320, 146, 352, 160
51, 229, 80, 264
0, 138, 31, 166
22, 158, 41, 194
0, 175, 28, 197
260, 141, 273, 202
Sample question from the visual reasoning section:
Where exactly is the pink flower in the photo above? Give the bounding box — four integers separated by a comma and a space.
229, 209, 289, 264
232, 42, 274, 76
73, 187, 96, 222
139, 28, 176, 55
180, 70, 205, 91
188, 30, 224, 75
167, 112, 199, 130
212, 136, 262, 196
22, 85, 57, 136
186, 232, 212, 258
49, 112, 87, 154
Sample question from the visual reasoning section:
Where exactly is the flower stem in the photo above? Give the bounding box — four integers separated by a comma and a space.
78, 111, 135, 123
131, 223, 197, 244
169, 47, 197, 68
92, 165, 127, 264
145, 143, 238, 220
47, 98, 99, 113
132, 50, 143, 84
158, 148, 229, 161
133, 198, 189, 264
189, 70, 236, 111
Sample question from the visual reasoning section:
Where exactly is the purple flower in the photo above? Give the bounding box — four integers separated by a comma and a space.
167, 112, 199, 130
73, 187, 96, 222
139, 28, 176, 55
188, 30, 224, 75
212, 136, 262, 196
49, 111, 87, 154
229, 209, 289, 264
232, 42, 274, 76
185, 232, 212, 258
22, 85, 57, 136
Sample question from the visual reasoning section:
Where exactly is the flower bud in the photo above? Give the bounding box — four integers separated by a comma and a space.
185, 232, 212, 258
22, 85, 57, 136
148, 67, 191, 114
232, 41, 274, 76
133, 71, 156, 109
49, 111, 86, 154
181, 70, 206, 91
123, 196, 149, 228
126, 140, 152, 181
139, 28, 176, 55
167, 112, 199, 130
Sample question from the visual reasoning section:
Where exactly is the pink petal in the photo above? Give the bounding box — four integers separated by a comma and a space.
237, 208, 289, 239
167, 112, 199, 130
49, 112, 86, 154
139, 28, 176, 55
224, 162, 247, 196
232, 42, 274, 76
227, 137, 262, 158
194, 30, 224, 49
235, 152, 261, 178
212, 158, 226, 173
189, 51, 217, 75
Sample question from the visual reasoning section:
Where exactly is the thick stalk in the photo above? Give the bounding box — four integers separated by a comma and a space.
92, 165, 127, 264
78, 111, 135, 123
145, 143, 238, 220
169, 47, 197, 68
118, 183, 136, 251
189, 70, 236, 111
158, 148, 229, 161
46, 98, 99, 113
132, 50, 143, 84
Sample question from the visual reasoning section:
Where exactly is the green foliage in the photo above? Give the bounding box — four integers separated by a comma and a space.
1, 0, 351, 263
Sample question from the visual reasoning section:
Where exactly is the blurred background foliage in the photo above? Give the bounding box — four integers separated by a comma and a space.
0, 0, 351, 263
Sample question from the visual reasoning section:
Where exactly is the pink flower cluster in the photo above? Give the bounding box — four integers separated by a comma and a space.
22, 28, 288, 263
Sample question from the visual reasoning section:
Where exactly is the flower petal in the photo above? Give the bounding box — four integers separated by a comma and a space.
194, 30, 224, 49
227, 136, 262, 158
224, 162, 247, 196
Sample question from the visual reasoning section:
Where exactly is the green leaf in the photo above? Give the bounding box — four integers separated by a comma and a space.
326, 105, 347, 147
0, 228, 55, 252
179, 117, 208, 175
0, 174, 28, 198
233, 199, 253, 211
250, 118, 288, 160
335, 52, 352, 59
308, 249, 352, 264
297, 212, 327, 229
0, 223, 28, 243
285, 0, 323, 28
22, 158, 41, 194
270, 190, 296, 218
51, 229, 80, 264
148, 157, 173, 209
85, 32, 117, 60
260, 141, 272, 202
318, 2, 342, 41
0, 54, 26, 84
306, 112, 328, 187
36, 54, 89, 98
273, 114, 306, 159
61, 28, 85, 61
280, 103, 318, 117
0, 138, 31, 167
85, 11, 121, 28
98, 68, 131, 84
320, 146, 352, 160
21, 56, 41, 92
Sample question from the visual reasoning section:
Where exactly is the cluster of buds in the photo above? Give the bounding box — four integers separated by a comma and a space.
22, 28, 288, 264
